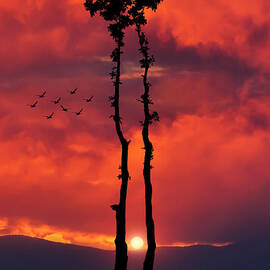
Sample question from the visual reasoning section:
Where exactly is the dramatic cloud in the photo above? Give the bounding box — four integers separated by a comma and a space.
0, 0, 270, 249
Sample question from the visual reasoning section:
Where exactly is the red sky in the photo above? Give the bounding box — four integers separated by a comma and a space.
0, 0, 270, 250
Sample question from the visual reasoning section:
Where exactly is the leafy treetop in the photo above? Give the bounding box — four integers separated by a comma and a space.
84, 0, 163, 43
84, 0, 134, 46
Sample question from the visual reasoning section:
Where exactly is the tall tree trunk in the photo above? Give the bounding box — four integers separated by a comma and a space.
84, 2, 133, 269
136, 25, 157, 270
110, 42, 130, 270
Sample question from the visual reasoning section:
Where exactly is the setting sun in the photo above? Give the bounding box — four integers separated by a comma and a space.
130, 237, 144, 250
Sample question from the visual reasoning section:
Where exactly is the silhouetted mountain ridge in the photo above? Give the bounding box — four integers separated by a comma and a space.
0, 235, 113, 270
0, 235, 269, 270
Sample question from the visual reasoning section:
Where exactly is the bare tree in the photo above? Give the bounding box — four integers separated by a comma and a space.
130, 1, 162, 269
84, 1, 133, 270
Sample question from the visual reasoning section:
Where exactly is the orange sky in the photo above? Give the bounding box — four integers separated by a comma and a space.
0, 0, 270, 249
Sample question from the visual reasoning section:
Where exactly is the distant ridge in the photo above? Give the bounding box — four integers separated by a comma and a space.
0, 235, 269, 270
0, 234, 104, 250
0, 235, 114, 270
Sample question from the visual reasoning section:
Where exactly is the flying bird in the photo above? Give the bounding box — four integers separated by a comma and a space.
27, 101, 38, 108
52, 97, 61, 104
83, 96, 94, 102
36, 90, 46, 98
74, 108, 83, 115
69, 88, 78, 95
44, 112, 54, 119
60, 105, 70, 112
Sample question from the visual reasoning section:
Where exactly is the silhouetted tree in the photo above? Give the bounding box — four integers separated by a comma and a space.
84, 1, 133, 270
129, 1, 162, 270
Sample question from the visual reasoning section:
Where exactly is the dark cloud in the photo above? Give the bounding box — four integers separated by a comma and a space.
246, 19, 270, 47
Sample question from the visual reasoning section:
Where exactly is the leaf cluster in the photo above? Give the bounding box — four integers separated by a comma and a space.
84, 0, 134, 45
84, 0, 164, 41
137, 30, 155, 69
84, 0, 163, 127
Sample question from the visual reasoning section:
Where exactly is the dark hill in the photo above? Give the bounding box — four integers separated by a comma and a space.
0, 235, 269, 270
0, 235, 113, 270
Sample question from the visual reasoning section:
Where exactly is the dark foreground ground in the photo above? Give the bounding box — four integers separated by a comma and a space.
0, 235, 269, 270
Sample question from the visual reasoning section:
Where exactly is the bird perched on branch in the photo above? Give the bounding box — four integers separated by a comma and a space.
27, 101, 38, 108
44, 112, 54, 119
110, 204, 119, 211
36, 91, 46, 98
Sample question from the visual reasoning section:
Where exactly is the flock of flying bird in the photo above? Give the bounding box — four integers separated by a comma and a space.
27, 88, 94, 119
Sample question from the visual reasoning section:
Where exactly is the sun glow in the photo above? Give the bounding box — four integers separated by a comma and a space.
130, 236, 144, 250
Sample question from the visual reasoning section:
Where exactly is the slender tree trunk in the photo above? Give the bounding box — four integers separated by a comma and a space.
136, 25, 157, 270
84, 2, 133, 269
143, 131, 156, 270
111, 42, 130, 270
